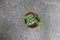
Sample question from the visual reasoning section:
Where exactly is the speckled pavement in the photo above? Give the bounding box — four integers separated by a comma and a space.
0, 0, 60, 40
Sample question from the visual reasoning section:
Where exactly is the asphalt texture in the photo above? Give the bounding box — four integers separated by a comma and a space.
0, 0, 60, 40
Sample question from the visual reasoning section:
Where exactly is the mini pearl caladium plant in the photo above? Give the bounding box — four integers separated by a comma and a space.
24, 5, 45, 29
25, 14, 38, 26
24, 13, 39, 28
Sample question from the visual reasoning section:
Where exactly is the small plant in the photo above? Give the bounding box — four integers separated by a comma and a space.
24, 5, 45, 29
24, 12, 40, 28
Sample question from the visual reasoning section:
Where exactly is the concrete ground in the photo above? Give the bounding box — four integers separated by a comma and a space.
0, 0, 60, 40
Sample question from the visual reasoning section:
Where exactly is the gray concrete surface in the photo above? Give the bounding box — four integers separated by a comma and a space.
0, 0, 60, 40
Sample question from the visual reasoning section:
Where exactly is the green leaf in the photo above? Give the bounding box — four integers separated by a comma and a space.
38, 22, 45, 29
24, 5, 31, 10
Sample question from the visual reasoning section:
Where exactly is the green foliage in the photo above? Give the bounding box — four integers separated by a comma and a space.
38, 21, 45, 29
24, 5, 31, 10
25, 14, 38, 26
